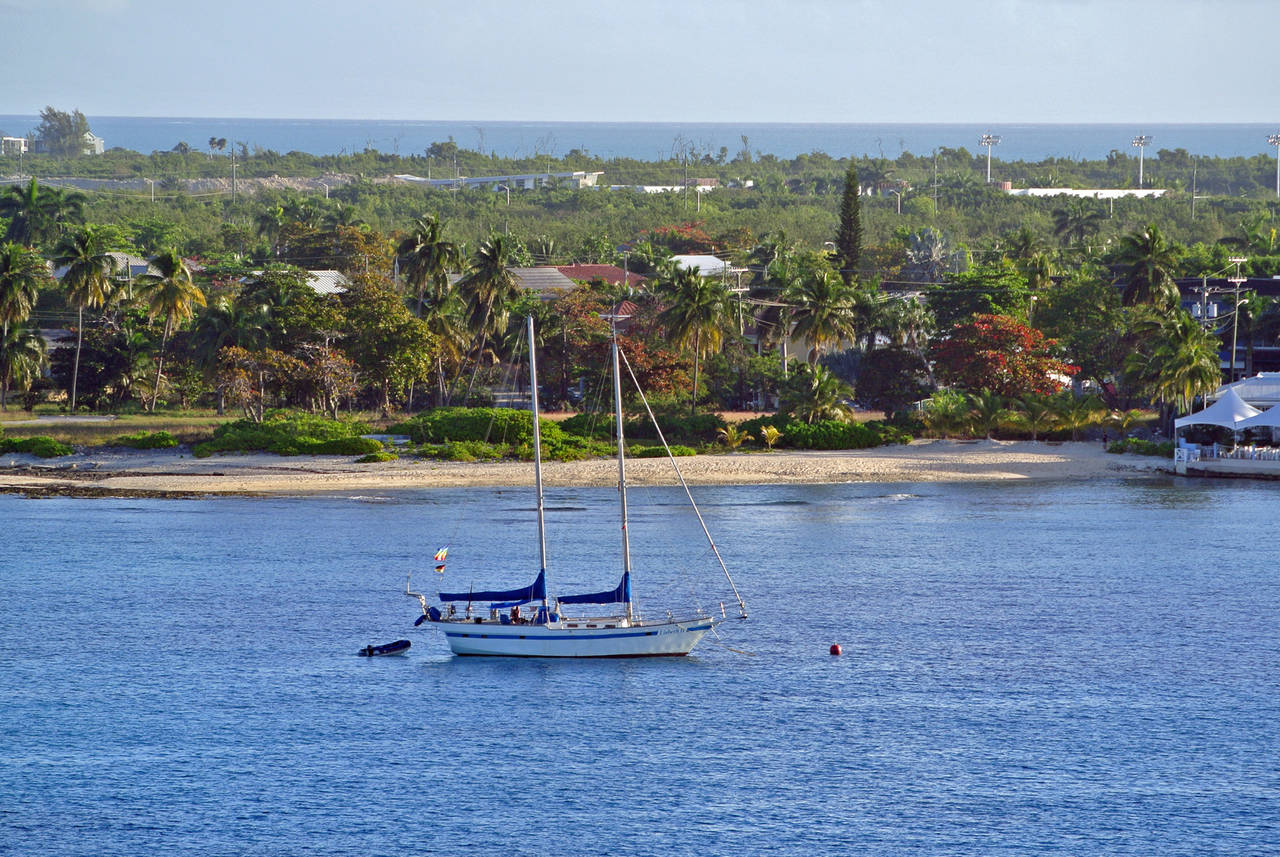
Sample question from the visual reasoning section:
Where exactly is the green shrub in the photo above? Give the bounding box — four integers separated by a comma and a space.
108, 430, 179, 449
631, 444, 696, 458
301, 436, 384, 455
736, 413, 791, 442
194, 412, 373, 457
732, 415, 911, 450
558, 412, 611, 439
356, 451, 398, 463
0, 436, 74, 458
559, 411, 727, 445
389, 407, 535, 445
1107, 438, 1174, 457
416, 440, 508, 462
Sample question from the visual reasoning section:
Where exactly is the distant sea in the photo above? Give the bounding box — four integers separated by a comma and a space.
2, 116, 1278, 162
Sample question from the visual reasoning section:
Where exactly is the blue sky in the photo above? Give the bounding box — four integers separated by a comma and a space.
4, 0, 1277, 122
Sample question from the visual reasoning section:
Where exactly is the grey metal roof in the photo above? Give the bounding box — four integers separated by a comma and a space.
511, 267, 577, 297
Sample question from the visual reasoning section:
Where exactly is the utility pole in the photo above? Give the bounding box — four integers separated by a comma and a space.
932, 149, 939, 211
1131, 135, 1151, 188
1228, 256, 1248, 382
1269, 132, 1280, 199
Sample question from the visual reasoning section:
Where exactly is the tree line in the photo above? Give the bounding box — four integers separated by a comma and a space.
0, 151, 1266, 442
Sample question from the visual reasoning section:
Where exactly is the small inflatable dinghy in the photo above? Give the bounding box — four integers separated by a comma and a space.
357, 639, 411, 657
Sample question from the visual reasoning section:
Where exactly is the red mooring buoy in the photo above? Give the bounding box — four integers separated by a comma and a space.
829, 643, 842, 656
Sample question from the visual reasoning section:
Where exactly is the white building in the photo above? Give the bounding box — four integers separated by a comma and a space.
1005, 187, 1167, 199
393, 171, 603, 191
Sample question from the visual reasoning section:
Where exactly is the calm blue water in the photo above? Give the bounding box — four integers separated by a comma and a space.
2, 476, 1278, 856
2, 116, 1278, 162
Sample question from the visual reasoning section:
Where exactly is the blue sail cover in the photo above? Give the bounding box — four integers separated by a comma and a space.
556, 572, 631, 605
439, 571, 545, 604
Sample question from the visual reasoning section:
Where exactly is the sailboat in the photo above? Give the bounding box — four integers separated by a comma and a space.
407, 314, 746, 658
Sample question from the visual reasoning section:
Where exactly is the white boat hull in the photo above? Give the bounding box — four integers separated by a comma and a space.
428, 617, 715, 658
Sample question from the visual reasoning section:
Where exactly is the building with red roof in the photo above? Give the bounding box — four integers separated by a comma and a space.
555, 264, 646, 289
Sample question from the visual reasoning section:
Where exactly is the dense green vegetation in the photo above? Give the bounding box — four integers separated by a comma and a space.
0, 435, 74, 457
191, 412, 377, 457
1, 126, 1271, 455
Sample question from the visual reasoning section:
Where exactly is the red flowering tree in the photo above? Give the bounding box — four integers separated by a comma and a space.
930, 314, 1078, 396
643, 222, 716, 254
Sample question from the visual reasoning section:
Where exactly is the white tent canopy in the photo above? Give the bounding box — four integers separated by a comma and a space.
1174, 388, 1261, 430
1234, 402, 1280, 430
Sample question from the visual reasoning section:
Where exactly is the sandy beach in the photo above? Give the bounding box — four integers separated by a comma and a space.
0, 439, 1168, 498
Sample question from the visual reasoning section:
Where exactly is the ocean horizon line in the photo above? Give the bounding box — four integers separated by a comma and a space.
3, 115, 1277, 162
4, 114, 1274, 127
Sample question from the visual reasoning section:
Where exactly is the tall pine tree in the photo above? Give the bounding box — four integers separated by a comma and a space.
836, 162, 862, 285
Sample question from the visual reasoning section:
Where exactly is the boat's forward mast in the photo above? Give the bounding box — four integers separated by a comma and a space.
526, 314, 551, 613
608, 317, 636, 623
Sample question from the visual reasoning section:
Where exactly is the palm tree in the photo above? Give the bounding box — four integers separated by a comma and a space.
255, 205, 286, 257
657, 266, 731, 414
1126, 309, 1221, 422
190, 298, 269, 414
0, 241, 48, 411
419, 292, 469, 406
0, 179, 84, 247
396, 214, 461, 317
1106, 408, 1149, 437
456, 233, 521, 402
783, 269, 859, 364
1052, 199, 1106, 250
1021, 251, 1055, 294
0, 243, 45, 330
322, 203, 367, 231
748, 246, 806, 350
1117, 223, 1183, 309
135, 249, 205, 412
784, 363, 855, 424
999, 225, 1045, 264
52, 226, 120, 413
1014, 394, 1059, 441
759, 425, 783, 450
1050, 391, 1105, 441
0, 321, 46, 411
879, 296, 937, 385
967, 389, 1009, 439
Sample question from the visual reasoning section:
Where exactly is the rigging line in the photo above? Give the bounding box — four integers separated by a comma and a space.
618, 346, 747, 619
705, 628, 756, 656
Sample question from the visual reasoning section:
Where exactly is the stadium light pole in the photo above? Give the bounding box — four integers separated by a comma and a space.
1269, 132, 1280, 199
980, 133, 1001, 183
1131, 135, 1152, 188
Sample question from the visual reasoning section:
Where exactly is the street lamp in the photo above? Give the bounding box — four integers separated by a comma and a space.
889, 188, 903, 214
1268, 132, 1280, 199
979, 133, 1001, 183
144, 178, 154, 203
1228, 256, 1248, 382
1131, 135, 1152, 188
497, 184, 510, 206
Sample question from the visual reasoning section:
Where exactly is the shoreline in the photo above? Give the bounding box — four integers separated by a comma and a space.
0, 440, 1170, 499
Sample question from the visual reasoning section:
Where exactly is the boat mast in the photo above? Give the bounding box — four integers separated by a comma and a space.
527, 315, 550, 611
610, 320, 635, 622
